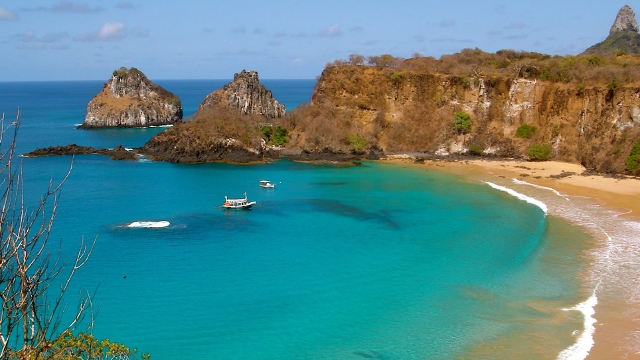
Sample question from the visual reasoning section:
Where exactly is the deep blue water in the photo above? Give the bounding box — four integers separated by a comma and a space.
0, 80, 590, 359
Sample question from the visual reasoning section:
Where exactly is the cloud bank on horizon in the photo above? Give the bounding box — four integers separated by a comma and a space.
0, 0, 637, 81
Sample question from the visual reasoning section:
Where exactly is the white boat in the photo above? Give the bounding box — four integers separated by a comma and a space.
222, 193, 256, 209
259, 180, 275, 188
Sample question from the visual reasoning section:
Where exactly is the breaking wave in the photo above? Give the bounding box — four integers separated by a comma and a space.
484, 181, 548, 215
512, 178, 566, 198
557, 290, 598, 360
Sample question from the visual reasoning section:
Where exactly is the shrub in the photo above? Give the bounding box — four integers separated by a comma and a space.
453, 112, 472, 134
389, 71, 405, 84
626, 141, 640, 171
527, 144, 552, 161
468, 143, 484, 155
261, 125, 288, 146
272, 126, 288, 146
515, 124, 536, 139
348, 134, 366, 153
608, 76, 618, 91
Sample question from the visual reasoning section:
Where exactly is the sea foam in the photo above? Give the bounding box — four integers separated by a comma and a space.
557, 291, 598, 360
484, 181, 548, 215
127, 221, 170, 228
512, 178, 566, 198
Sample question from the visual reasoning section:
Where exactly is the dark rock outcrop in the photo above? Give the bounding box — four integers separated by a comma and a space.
80, 67, 183, 129
582, 5, 640, 55
196, 70, 285, 118
25, 144, 138, 160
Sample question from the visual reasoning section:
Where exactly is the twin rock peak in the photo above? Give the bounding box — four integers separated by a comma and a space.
81, 68, 284, 129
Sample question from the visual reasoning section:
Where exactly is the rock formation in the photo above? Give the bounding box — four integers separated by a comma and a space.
610, 5, 639, 35
196, 70, 285, 118
287, 64, 640, 174
582, 5, 640, 55
80, 67, 183, 128
25, 144, 137, 160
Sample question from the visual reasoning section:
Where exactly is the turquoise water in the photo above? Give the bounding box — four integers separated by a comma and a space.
0, 81, 591, 359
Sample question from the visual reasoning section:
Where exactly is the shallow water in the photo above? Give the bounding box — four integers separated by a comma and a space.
1, 80, 620, 359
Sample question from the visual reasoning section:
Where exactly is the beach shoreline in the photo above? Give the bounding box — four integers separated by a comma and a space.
381, 156, 640, 359
381, 156, 640, 220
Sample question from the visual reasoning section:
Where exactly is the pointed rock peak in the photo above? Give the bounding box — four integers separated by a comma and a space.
610, 5, 639, 35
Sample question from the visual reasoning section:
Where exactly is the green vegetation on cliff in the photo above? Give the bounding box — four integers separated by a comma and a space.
626, 141, 640, 172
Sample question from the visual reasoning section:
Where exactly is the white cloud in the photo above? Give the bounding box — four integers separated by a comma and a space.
319, 23, 343, 37
99, 22, 125, 40
439, 19, 455, 28
21, 1, 104, 13
74, 22, 147, 42
0, 6, 18, 21
14, 30, 69, 50
231, 25, 246, 34
116, 2, 137, 10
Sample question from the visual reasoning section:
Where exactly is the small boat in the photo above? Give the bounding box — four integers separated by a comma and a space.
222, 193, 256, 209
259, 180, 275, 188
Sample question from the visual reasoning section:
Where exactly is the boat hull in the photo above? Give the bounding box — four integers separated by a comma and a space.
222, 201, 256, 209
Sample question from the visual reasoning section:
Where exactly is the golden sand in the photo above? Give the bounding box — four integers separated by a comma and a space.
381, 156, 640, 359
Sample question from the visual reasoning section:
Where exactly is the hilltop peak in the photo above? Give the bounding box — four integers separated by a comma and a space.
582, 5, 640, 55
610, 5, 639, 35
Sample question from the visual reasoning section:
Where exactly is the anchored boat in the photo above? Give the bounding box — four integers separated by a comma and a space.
222, 193, 256, 209
259, 180, 275, 188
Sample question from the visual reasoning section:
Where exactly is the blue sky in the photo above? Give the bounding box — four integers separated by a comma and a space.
0, 1, 637, 81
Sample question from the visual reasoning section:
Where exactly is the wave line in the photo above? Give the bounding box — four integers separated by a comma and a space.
484, 181, 548, 215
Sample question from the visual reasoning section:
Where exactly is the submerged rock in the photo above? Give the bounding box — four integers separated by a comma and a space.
80, 67, 183, 129
196, 70, 285, 118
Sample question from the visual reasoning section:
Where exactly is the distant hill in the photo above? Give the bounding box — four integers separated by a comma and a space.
582, 5, 640, 55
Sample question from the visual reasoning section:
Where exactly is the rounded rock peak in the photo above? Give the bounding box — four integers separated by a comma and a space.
233, 70, 259, 82
610, 5, 639, 35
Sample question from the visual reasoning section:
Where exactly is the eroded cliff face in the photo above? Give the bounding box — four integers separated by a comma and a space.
196, 70, 285, 118
301, 65, 640, 173
81, 67, 183, 128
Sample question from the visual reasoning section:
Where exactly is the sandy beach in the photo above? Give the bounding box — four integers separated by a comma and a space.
382, 156, 640, 359
382, 155, 640, 219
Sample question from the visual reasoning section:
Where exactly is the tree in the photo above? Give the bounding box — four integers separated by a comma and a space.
453, 112, 472, 134
626, 141, 640, 172
0, 113, 146, 359
348, 54, 365, 66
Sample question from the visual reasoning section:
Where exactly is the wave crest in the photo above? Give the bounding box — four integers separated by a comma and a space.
484, 181, 548, 215
127, 221, 170, 228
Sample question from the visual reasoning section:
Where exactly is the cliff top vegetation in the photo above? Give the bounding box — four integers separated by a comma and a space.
329, 49, 640, 87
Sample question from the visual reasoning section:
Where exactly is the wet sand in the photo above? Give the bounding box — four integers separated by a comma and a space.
382, 156, 640, 359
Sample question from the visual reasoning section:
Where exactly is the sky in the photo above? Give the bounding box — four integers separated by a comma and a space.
0, 0, 638, 81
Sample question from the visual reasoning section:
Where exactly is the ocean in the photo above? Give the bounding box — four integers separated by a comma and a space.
1, 79, 637, 359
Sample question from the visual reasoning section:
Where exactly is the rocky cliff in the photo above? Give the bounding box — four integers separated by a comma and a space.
583, 5, 640, 55
196, 70, 285, 118
80, 67, 183, 129
290, 65, 640, 174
